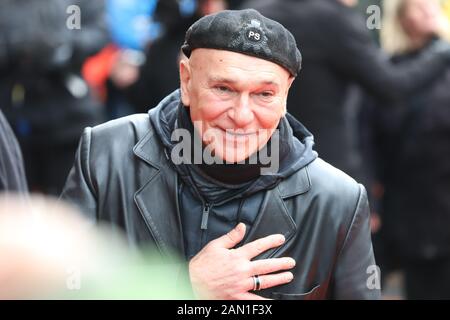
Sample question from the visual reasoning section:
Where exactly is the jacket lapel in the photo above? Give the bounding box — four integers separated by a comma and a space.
133, 130, 185, 257
243, 167, 311, 259
132, 122, 312, 260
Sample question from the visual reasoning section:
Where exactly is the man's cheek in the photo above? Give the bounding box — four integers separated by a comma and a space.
201, 106, 228, 122
257, 111, 283, 129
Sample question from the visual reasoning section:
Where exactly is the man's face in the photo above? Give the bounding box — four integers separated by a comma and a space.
179, 49, 294, 163
400, 0, 442, 39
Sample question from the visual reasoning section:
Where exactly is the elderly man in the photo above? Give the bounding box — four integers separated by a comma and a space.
62, 9, 379, 300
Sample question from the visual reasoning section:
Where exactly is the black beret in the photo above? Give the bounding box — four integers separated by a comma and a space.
181, 9, 302, 77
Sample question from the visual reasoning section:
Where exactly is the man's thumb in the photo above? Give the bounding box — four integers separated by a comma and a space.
216, 223, 246, 249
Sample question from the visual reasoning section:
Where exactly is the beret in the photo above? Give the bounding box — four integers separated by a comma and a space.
181, 9, 302, 76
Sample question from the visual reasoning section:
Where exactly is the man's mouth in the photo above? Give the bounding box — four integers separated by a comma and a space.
218, 128, 257, 137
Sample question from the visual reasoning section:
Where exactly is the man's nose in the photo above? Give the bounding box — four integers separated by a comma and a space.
227, 94, 255, 127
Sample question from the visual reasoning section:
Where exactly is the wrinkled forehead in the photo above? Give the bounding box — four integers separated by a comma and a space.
188, 48, 292, 81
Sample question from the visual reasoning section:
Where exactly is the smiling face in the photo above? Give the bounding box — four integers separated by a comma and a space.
179, 48, 295, 163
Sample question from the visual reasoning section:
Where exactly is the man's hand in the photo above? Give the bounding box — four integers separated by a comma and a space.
189, 223, 296, 300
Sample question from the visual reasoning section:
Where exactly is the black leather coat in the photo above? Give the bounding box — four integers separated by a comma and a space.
0, 110, 27, 192
61, 109, 380, 300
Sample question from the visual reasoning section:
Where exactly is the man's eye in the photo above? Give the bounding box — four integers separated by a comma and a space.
216, 86, 231, 92
259, 91, 273, 98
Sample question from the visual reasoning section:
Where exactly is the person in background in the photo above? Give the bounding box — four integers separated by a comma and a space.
125, 0, 227, 113
361, 0, 450, 299
0, 0, 109, 195
99, 0, 160, 119
240, 0, 450, 181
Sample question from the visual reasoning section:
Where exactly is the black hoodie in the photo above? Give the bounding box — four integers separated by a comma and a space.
150, 90, 317, 259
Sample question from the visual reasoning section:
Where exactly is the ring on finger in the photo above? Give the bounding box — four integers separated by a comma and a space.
252, 275, 261, 291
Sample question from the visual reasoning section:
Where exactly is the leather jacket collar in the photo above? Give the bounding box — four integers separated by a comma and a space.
132, 124, 311, 257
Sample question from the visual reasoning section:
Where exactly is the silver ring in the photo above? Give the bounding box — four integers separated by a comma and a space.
253, 275, 261, 291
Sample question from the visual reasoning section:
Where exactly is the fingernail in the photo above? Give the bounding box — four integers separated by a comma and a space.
278, 235, 286, 244
288, 258, 296, 267
287, 272, 294, 281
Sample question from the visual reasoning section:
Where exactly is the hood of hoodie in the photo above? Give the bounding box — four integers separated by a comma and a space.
149, 89, 318, 203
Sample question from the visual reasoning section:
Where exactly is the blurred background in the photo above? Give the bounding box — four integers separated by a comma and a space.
0, 194, 193, 299
1, 0, 450, 299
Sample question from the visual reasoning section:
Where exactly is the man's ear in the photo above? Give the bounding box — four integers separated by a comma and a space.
179, 58, 191, 106
282, 76, 296, 115
287, 76, 295, 93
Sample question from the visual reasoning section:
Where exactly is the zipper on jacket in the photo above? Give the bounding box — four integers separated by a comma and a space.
200, 203, 211, 248
201, 203, 211, 230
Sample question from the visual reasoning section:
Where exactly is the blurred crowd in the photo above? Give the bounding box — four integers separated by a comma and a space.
1, 0, 450, 299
